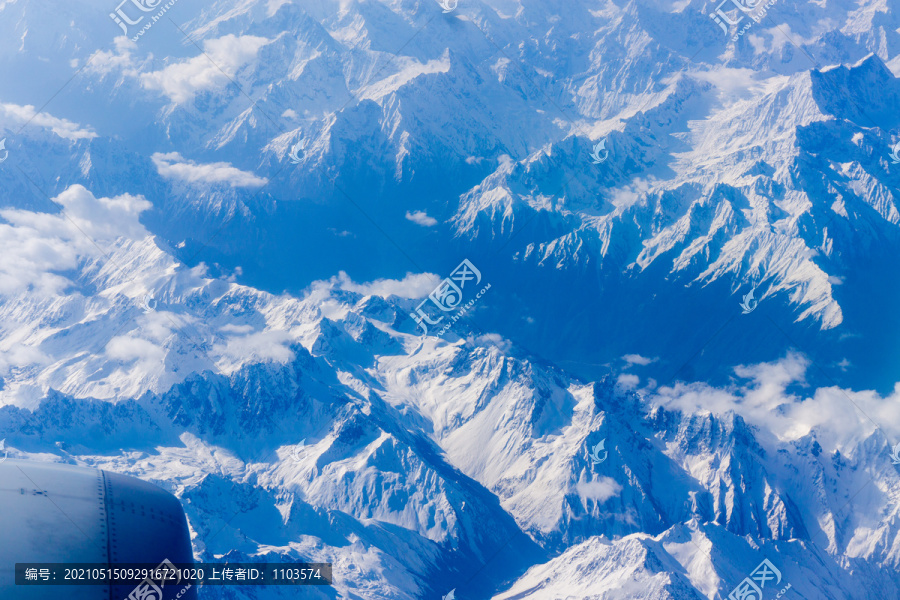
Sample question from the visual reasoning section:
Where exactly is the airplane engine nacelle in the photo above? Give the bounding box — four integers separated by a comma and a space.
0, 459, 196, 600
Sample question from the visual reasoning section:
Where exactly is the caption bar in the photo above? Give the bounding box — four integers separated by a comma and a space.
15, 563, 332, 586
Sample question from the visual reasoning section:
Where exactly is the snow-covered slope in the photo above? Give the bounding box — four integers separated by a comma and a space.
1, 0, 900, 597
2, 0, 898, 391
0, 185, 899, 598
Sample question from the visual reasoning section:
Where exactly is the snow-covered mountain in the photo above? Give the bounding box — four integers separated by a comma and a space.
0, 184, 898, 598
1, 0, 898, 392
0, 0, 899, 597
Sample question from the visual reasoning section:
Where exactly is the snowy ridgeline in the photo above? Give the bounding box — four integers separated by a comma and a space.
0, 0, 898, 597
0, 186, 897, 597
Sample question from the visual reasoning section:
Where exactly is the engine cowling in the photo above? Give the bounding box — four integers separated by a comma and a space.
0, 459, 196, 600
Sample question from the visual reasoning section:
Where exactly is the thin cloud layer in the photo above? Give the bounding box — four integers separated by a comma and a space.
405, 210, 438, 227
334, 271, 442, 299
0, 185, 150, 295
0, 103, 97, 140
140, 35, 271, 103
576, 477, 623, 503
651, 352, 900, 452
152, 152, 268, 188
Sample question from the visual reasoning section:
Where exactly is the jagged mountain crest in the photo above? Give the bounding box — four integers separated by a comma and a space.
0, 0, 899, 598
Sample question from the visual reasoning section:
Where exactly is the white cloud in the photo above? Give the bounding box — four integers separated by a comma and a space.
86, 36, 141, 77
0, 345, 49, 377
140, 35, 270, 103
334, 271, 441, 299
469, 333, 512, 352
0, 183, 303, 401
616, 373, 640, 390
106, 335, 166, 366
0, 103, 97, 140
53, 184, 151, 240
690, 67, 763, 101
609, 178, 653, 211
652, 352, 900, 453
85, 34, 271, 105
405, 210, 438, 227
623, 354, 656, 366
748, 24, 817, 55
0, 185, 150, 296
214, 329, 294, 367
576, 477, 622, 503
152, 152, 268, 188
0, 184, 163, 399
